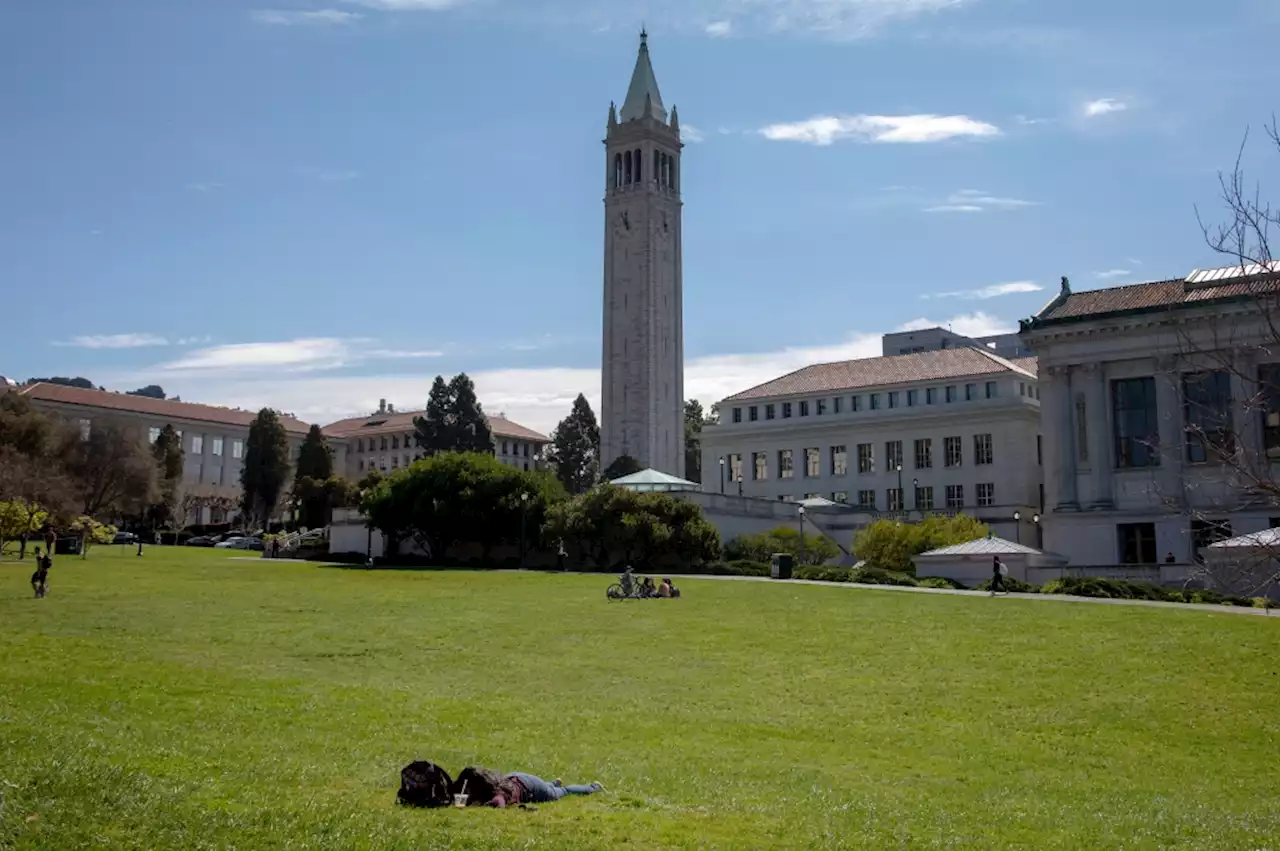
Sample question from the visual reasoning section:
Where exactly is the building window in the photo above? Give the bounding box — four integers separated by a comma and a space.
870, 394, 881, 410
753, 452, 768, 481
816, 399, 826, 416
1118, 522, 1157, 565
915, 486, 934, 511
749, 406, 759, 422
212, 437, 224, 457
1260, 364, 1280, 458
778, 495, 792, 503
1113, 377, 1160, 468
502, 440, 509, 455
833, 492, 849, 504
858, 490, 876, 510
944, 436, 962, 468
799, 401, 809, 417
729, 454, 743, 483
886, 440, 903, 472
945, 485, 964, 509
907, 389, 918, 407
377, 436, 385, 451
945, 386, 957, 403
782, 403, 793, 419
733, 408, 742, 423
523, 444, 530, 457
833, 397, 843, 414
926, 388, 937, 405
976, 483, 994, 506
778, 450, 794, 479
965, 383, 977, 401
405, 433, 413, 449
852, 396, 862, 412
805, 448, 820, 477
887, 488, 904, 512
914, 438, 933, 470
1076, 397, 1089, 463
524, 462, 529, 471
804, 492, 821, 500
1036, 435, 1042, 466
1183, 370, 1233, 463
1191, 519, 1233, 555
232, 439, 243, 460
765, 404, 776, 420
857, 443, 874, 474
1019, 382, 1027, 397
888, 392, 899, 409
192, 435, 204, 454
831, 445, 847, 476
149, 427, 161, 444
986, 381, 998, 399
357, 438, 364, 453
391, 456, 399, 469
404, 454, 411, 467
974, 434, 993, 466
358, 459, 365, 472
392, 435, 400, 449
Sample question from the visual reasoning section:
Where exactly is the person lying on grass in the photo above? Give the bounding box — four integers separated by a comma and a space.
454, 766, 603, 808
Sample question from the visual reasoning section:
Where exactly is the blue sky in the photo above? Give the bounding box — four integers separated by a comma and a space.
3, 0, 1278, 434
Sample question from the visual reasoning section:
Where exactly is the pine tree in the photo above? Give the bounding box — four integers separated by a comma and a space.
548, 393, 600, 493
413, 376, 452, 455
448, 373, 494, 454
294, 424, 333, 483
240, 409, 292, 529
684, 399, 706, 483
602, 454, 642, 481
149, 424, 184, 527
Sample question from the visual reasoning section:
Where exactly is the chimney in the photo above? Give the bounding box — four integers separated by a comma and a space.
388, 403, 395, 414
379, 398, 386, 414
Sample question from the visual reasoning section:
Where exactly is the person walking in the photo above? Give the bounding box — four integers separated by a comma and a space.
44, 525, 57, 558
30, 547, 52, 598
991, 556, 1008, 596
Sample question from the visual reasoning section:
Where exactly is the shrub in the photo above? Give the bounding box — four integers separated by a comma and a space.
851, 567, 919, 587
918, 576, 967, 590
853, 514, 991, 574
701, 560, 771, 577
725, 527, 841, 566
794, 565, 855, 583
978, 576, 1040, 594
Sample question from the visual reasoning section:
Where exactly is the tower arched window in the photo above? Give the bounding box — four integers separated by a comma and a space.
613, 153, 622, 188
661, 153, 669, 188
634, 148, 642, 182
624, 150, 632, 185
653, 149, 660, 184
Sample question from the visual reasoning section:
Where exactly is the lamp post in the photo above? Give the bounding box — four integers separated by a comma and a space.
1013, 510, 1022, 545
519, 492, 530, 569
798, 504, 806, 566
912, 477, 919, 515
895, 463, 903, 514
719, 456, 725, 495
1033, 513, 1042, 550
736, 473, 743, 497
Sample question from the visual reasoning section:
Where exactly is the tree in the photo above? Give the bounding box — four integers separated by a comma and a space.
294, 475, 359, 530
0, 500, 48, 556
148, 424, 184, 528
27, 376, 95, 389
240, 409, 292, 529
62, 422, 156, 518
294, 424, 333, 483
543, 485, 720, 569
853, 514, 989, 574
547, 394, 600, 494
70, 515, 118, 557
0, 392, 60, 458
725, 525, 841, 566
602, 454, 642, 481
684, 399, 707, 483
127, 385, 166, 399
413, 373, 495, 456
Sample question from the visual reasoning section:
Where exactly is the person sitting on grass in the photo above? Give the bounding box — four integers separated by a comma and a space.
639, 575, 657, 598
658, 578, 679, 598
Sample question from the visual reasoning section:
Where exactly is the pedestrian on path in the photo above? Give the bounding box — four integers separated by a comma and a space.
991, 556, 1008, 596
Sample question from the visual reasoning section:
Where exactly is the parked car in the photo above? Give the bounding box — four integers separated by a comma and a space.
112, 531, 138, 545
214, 536, 264, 551
186, 536, 218, 547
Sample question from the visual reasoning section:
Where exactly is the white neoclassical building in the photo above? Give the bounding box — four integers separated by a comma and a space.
1020, 268, 1280, 567
600, 31, 686, 477
700, 342, 1046, 543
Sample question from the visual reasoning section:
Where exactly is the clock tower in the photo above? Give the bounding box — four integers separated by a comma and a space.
601, 31, 685, 478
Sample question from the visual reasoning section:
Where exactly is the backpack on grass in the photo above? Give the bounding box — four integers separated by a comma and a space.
397, 761, 454, 808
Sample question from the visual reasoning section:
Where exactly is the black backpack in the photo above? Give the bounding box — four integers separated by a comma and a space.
397, 761, 454, 808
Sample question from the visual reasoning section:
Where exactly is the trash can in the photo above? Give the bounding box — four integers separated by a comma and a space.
771, 552, 794, 580
55, 536, 83, 556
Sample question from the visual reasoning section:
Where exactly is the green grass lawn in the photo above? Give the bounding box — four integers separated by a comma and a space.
1, 548, 1278, 850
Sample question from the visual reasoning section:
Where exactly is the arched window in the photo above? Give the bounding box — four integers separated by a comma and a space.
613, 153, 622, 188
653, 149, 660, 184
661, 153, 669, 187
624, 150, 632, 185
634, 148, 642, 182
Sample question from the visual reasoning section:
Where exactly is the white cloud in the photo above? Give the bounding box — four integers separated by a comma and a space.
924, 188, 1037, 213
151, 338, 439, 377
55, 334, 170, 350
1094, 269, 1131, 280
677, 0, 970, 39
251, 9, 363, 25
1083, 97, 1127, 117
705, 20, 732, 37
760, 113, 1000, 145
680, 123, 707, 143
342, 0, 463, 9
922, 281, 1043, 300
895, 312, 1013, 338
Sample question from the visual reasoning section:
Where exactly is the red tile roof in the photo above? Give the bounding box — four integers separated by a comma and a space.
20, 382, 314, 435
1035, 274, 1280, 324
721, 347, 1037, 403
322, 410, 548, 443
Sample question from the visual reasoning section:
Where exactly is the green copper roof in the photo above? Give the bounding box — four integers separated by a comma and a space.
619, 31, 667, 123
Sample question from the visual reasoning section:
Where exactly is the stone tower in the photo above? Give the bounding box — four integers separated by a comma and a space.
601, 31, 685, 477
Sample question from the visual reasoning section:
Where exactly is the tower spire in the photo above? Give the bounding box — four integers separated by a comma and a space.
619, 30, 667, 123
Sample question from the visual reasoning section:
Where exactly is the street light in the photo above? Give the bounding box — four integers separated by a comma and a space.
1013, 510, 1022, 545
1033, 513, 1042, 550
913, 477, 919, 514
895, 463, 903, 513
736, 473, 743, 497
798, 504, 806, 565
719, 456, 726, 495
519, 492, 530, 569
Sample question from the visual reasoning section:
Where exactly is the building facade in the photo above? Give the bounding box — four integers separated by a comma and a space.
700, 344, 1046, 543
600, 31, 685, 477
883, 326, 1031, 360
322, 402, 549, 477
1021, 267, 1280, 567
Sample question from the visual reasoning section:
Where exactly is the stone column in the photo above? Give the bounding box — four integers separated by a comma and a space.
1044, 365, 1079, 510
1081, 363, 1114, 509
1153, 356, 1185, 509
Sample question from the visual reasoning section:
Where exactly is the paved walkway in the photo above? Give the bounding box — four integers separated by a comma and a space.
665, 573, 1279, 618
